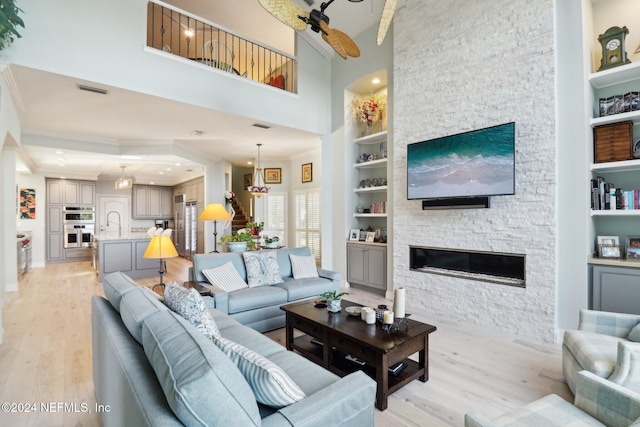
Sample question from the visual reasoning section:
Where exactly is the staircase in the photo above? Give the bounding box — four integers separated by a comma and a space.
230, 200, 249, 233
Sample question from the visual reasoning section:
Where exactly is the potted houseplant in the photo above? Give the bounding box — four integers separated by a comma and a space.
0, 0, 24, 53
263, 235, 279, 248
219, 231, 254, 252
246, 221, 264, 236
319, 291, 348, 313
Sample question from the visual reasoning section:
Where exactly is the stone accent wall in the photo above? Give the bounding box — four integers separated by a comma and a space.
393, 0, 557, 341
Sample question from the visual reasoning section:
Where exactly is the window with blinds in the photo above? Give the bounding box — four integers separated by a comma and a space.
264, 192, 287, 245
294, 189, 321, 260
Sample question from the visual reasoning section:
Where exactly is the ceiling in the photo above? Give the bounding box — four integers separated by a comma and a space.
13, 0, 392, 186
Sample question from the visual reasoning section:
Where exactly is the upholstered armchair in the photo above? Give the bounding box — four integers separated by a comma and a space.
465, 370, 640, 427
563, 309, 640, 394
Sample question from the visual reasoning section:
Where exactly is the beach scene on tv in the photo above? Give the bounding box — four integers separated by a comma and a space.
407, 124, 515, 200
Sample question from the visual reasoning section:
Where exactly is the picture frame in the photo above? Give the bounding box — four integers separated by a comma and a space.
349, 229, 360, 241
597, 235, 619, 246
359, 230, 367, 241
627, 236, 640, 261
365, 232, 376, 243
302, 163, 312, 183
599, 245, 622, 259
264, 168, 282, 184
243, 173, 253, 190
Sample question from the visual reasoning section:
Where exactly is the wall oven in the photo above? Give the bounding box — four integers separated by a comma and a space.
63, 206, 95, 224
64, 224, 95, 248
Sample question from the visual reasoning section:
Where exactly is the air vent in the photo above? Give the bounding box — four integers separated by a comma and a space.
253, 123, 271, 129
303, 0, 314, 5
77, 84, 108, 95
191, 130, 204, 136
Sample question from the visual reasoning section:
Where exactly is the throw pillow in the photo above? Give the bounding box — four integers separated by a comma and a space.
213, 335, 306, 408
289, 254, 319, 279
202, 261, 249, 292
163, 284, 221, 340
628, 324, 640, 342
243, 251, 284, 287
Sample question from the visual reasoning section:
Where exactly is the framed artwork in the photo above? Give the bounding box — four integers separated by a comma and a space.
244, 173, 253, 190
365, 232, 376, 243
19, 188, 36, 219
597, 235, 619, 246
349, 229, 360, 241
627, 236, 640, 261
302, 163, 312, 183
264, 168, 282, 184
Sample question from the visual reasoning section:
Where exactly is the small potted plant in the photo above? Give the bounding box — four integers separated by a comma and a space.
246, 221, 264, 236
264, 235, 279, 248
219, 231, 254, 252
319, 291, 348, 313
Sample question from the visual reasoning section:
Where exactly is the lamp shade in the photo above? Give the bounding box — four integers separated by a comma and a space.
199, 203, 232, 221
143, 235, 179, 259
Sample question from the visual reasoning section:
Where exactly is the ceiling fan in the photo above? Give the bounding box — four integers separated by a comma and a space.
258, 0, 398, 60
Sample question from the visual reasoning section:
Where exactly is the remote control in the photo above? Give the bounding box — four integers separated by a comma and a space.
388, 362, 406, 376
345, 354, 366, 366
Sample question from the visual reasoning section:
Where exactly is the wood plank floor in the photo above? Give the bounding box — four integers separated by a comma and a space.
0, 258, 573, 426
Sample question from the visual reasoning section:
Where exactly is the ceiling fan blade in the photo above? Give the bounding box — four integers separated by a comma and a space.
333, 29, 360, 58
376, 0, 398, 45
258, 0, 308, 31
320, 21, 347, 60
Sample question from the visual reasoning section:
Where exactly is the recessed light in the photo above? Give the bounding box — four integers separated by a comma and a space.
150, 181, 155, 185
55, 151, 64, 154
59, 164, 66, 167
166, 167, 172, 171
175, 163, 182, 166
159, 171, 164, 175
121, 155, 142, 160
372, 78, 381, 85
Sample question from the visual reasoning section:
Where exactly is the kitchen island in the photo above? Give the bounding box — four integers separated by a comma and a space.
94, 233, 159, 282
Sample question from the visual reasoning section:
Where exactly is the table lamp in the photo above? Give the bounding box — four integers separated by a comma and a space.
143, 234, 179, 289
199, 203, 232, 253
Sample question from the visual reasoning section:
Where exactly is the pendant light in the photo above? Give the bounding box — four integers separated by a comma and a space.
115, 165, 133, 190
248, 143, 269, 197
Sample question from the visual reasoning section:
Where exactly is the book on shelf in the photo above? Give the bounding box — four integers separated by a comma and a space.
590, 177, 640, 210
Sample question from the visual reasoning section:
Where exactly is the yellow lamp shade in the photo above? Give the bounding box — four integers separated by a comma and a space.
199, 203, 232, 221
143, 235, 179, 259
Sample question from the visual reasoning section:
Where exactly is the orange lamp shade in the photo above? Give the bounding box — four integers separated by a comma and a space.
143, 235, 179, 259
199, 203, 232, 221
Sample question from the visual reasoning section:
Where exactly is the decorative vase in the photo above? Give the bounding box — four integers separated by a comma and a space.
266, 241, 279, 248
227, 242, 247, 253
366, 120, 372, 135
327, 299, 342, 312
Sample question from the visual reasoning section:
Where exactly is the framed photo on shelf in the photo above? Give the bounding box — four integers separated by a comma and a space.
349, 229, 360, 241
365, 232, 376, 243
302, 163, 312, 183
599, 245, 622, 259
627, 236, 640, 261
264, 168, 282, 184
359, 230, 367, 241
597, 235, 619, 246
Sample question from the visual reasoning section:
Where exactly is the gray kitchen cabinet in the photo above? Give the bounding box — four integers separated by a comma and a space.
62, 181, 95, 206
591, 264, 640, 315
347, 242, 387, 291
47, 205, 63, 262
132, 185, 172, 219
47, 180, 63, 205
96, 237, 158, 280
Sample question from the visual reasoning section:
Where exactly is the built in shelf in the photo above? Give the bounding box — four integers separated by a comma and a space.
588, 256, 640, 269
590, 110, 640, 127
589, 61, 640, 89
354, 186, 387, 193
591, 159, 640, 173
354, 213, 387, 218
354, 158, 387, 169
354, 130, 387, 145
591, 210, 640, 217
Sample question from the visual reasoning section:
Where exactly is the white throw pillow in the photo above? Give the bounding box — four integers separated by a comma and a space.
289, 254, 319, 279
213, 336, 306, 408
163, 284, 221, 340
202, 261, 248, 293
243, 251, 284, 287
628, 324, 640, 342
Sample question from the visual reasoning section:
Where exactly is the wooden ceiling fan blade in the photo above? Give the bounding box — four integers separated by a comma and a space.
258, 0, 308, 31
376, 0, 398, 45
333, 29, 360, 58
320, 21, 347, 60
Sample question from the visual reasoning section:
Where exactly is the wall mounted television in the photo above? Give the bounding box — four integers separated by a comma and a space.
407, 122, 515, 201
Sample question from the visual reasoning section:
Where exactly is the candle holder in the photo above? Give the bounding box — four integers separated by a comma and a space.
382, 317, 409, 335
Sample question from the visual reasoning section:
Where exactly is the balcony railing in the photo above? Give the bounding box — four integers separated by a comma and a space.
146, 2, 297, 93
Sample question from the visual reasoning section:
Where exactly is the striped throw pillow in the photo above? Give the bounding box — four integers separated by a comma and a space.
202, 262, 248, 293
289, 254, 319, 279
213, 336, 306, 408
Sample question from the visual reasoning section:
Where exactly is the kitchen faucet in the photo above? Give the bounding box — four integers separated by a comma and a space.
106, 211, 122, 234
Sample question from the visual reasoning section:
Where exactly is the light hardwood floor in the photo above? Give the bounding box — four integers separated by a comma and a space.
0, 259, 573, 426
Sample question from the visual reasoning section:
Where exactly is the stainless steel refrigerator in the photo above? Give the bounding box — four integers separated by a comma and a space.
174, 194, 198, 259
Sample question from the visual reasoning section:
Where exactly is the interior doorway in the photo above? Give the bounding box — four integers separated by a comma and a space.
97, 195, 130, 234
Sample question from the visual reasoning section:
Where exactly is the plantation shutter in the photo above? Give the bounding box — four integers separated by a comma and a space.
264, 192, 287, 245
294, 189, 321, 261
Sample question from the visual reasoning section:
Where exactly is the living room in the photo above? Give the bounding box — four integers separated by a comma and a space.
2, 0, 640, 425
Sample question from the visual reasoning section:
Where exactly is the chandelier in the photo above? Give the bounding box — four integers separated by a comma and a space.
247, 143, 269, 197
115, 165, 133, 190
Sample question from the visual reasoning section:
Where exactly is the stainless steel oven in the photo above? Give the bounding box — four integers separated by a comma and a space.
64, 223, 94, 248
63, 206, 95, 224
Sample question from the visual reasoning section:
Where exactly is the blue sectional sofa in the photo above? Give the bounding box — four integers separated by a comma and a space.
190, 247, 341, 332
92, 271, 376, 427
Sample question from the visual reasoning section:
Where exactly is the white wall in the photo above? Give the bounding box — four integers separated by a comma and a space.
393, 0, 557, 342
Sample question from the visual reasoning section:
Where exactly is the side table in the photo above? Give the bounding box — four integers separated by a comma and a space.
152, 281, 212, 297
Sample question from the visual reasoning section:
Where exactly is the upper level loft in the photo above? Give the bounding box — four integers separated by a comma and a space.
146, 1, 297, 93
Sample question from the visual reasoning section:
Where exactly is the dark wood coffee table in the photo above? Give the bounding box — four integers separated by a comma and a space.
281, 299, 437, 410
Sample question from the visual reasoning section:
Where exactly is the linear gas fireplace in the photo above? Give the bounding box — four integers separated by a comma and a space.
409, 246, 526, 288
